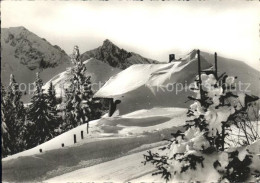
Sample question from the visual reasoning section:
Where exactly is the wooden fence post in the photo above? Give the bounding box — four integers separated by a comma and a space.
81, 131, 84, 139
74, 134, 77, 144
108, 98, 113, 117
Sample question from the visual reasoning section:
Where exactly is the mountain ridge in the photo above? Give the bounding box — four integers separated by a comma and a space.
1, 26, 71, 70
1, 26, 72, 102
80, 39, 159, 69
2, 26, 259, 104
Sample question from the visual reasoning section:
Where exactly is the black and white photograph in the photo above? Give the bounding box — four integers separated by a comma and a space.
1, 0, 260, 182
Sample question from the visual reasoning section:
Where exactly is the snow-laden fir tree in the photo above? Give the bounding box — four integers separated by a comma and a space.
25, 73, 60, 148
1, 83, 11, 157
4, 74, 26, 154
143, 73, 259, 183
47, 81, 63, 133
62, 46, 101, 133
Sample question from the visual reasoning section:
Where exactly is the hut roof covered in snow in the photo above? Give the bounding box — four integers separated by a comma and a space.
94, 50, 212, 99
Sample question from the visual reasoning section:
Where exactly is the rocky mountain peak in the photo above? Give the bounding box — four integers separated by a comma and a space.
101, 39, 125, 54
101, 39, 118, 52
80, 39, 159, 69
103, 39, 113, 46
2, 26, 70, 70
15, 26, 27, 30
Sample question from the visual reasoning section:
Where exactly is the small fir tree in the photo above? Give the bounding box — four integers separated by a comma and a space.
47, 81, 63, 134
62, 46, 101, 133
5, 74, 26, 154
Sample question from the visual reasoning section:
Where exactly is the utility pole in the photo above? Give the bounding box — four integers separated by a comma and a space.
214, 52, 224, 151
197, 50, 203, 100
214, 52, 218, 78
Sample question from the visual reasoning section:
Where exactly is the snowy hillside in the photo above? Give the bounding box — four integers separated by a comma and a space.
42, 58, 122, 98
3, 106, 258, 182
2, 107, 186, 161
94, 50, 260, 115
2, 107, 187, 182
80, 39, 159, 69
46, 147, 161, 183
46, 139, 260, 183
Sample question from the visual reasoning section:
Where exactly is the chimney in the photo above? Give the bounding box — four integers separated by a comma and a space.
169, 54, 175, 63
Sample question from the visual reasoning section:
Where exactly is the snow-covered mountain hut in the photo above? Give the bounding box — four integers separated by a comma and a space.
94, 50, 213, 115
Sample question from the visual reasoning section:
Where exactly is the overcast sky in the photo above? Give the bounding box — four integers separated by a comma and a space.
2, 1, 260, 70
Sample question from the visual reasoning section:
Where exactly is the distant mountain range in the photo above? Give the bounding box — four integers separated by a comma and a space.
2, 26, 259, 106
1, 26, 159, 102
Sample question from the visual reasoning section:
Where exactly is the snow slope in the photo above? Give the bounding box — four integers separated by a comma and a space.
45, 147, 218, 183
42, 58, 122, 98
2, 107, 187, 182
46, 147, 159, 183
2, 107, 186, 162
46, 139, 260, 183
2, 120, 99, 161
3, 106, 259, 182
